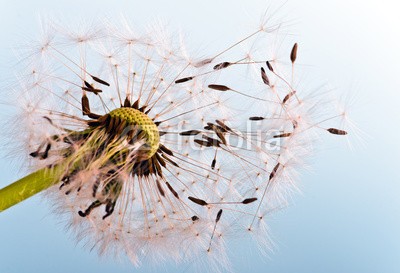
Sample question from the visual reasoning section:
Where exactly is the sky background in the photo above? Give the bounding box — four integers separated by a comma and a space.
0, 0, 399, 272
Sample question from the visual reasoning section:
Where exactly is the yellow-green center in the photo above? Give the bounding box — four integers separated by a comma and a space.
109, 107, 160, 159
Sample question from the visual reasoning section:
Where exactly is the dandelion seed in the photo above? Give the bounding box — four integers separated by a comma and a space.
290, 43, 298, 63
249, 116, 265, 121
213, 62, 232, 70
242, 197, 258, 204
175, 76, 194, 84
208, 84, 231, 91
0, 15, 350, 272
327, 128, 348, 135
273, 132, 292, 138
188, 196, 208, 206
283, 91, 297, 104
266, 60, 274, 72
179, 130, 202, 136
260, 67, 270, 86
91, 76, 110, 87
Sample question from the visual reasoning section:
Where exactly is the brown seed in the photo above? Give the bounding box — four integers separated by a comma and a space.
188, 196, 208, 206
260, 67, 270, 86
84, 81, 93, 89
290, 43, 298, 63
166, 182, 179, 199
283, 91, 297, 104
249, 116, 265, 121
161, 154, 179, 167
81, 94, 90, 116
81, 87, 102, 94
156, 153, 167, 168
156, 179, 165, 197
132, 99, 139, 109
242, 197, 258, 204
327, 128, 348, 135
191, 215, 199, 221
266, 61, 274, 72
175, 77, 193, 84
91, 76, 110, 86
194, 139, 213, 147
211, 158, 216, 170
202, 135, 221, 147
124, 97, 131, 107
213, 62, 232, 70
273, 132, 292, 138
215, 209, 223, 222
208, 84, 230, 91
179, 130, 201, 136
269, 162, 281, 181
40, 143, 51, 159
88, 112, 101, 119
215, 120, 233, 132
159, 144, 174, 156
215, 131, 227, 145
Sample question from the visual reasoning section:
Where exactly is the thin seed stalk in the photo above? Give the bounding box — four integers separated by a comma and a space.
0, 164, 64, 212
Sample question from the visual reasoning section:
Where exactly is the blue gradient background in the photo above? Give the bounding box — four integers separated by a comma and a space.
0, 1, 399, 272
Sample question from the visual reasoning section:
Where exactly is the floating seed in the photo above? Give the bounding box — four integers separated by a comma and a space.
202, 135, 221, 147
84, 81, 92, 89
213, 62, 231, 70
215, 131, 227, 145
290, 43, 298, 63
92, 76, 110, 86
283, 91, 297, 104
273, 132, 292, 138
249, 116, 264, 121
215, 209, 223, 223
194, 139, 213, 147
260, 67, 270, 86
242, 198, 258, 204
208, 84, 230, 91
211, 158, 216, 170
175, 77, 193, 84
81, 87, 102, 94
327, 128, 348, 135
215, 120, 233, 132
179, 130, 201, 136
266, 61, 274, 72
188, 196, 208, 206
269, 162, 280, 181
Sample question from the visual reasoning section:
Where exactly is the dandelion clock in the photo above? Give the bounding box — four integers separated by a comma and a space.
0, 13, 349, 272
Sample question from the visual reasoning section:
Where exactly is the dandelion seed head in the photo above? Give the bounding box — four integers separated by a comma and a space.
4, 14, 351, 272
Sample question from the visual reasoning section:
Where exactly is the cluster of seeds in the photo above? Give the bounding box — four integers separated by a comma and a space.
10, 17, 349, 270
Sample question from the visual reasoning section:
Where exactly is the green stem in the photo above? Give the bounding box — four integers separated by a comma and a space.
0, 164, 64, 212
